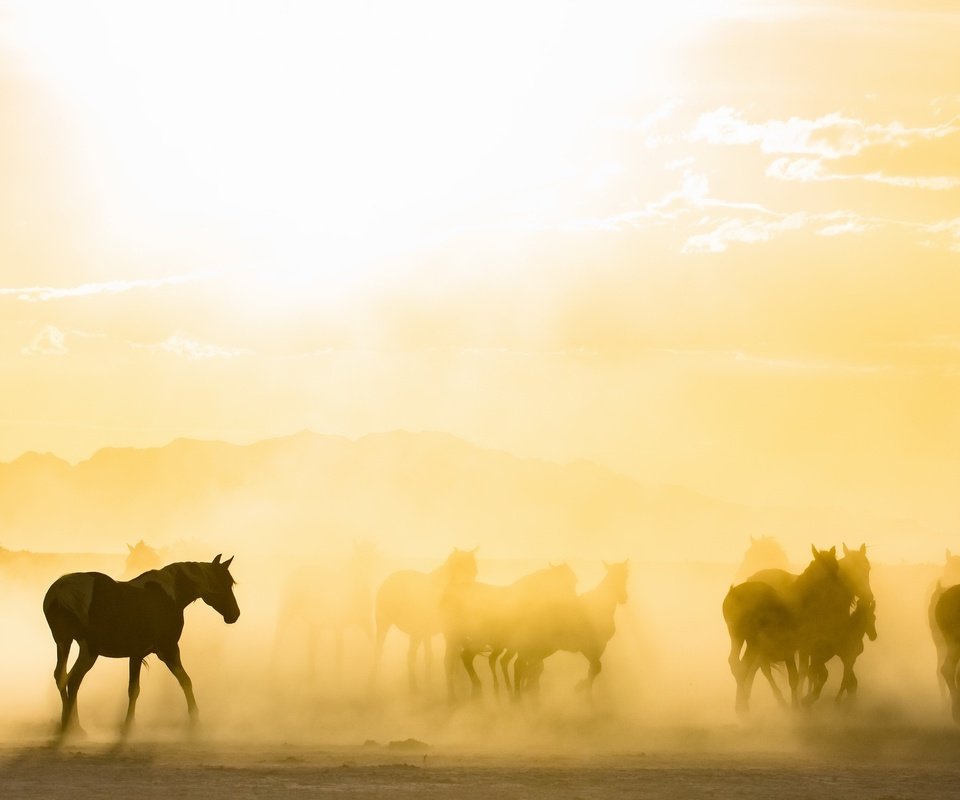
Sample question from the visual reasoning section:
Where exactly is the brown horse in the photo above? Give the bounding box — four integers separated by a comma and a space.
929, 550, 960, 701
44, 555, 239, 736
724, 546, 852, 714
934, 583, 960, 723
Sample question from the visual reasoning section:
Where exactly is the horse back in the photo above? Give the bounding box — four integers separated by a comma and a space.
45, 571, 184, 657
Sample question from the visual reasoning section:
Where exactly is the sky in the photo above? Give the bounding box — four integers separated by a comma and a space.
1, 0, 958, 530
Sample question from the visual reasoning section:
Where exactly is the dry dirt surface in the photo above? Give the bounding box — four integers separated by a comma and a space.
3, 726, 960, 799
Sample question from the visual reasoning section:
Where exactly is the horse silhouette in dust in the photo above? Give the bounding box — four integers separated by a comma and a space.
932, 583, 960, 723
723, 546, 854, 714
119, 540, 164, 580
371, 548, 478, 693
440, 563, 578, 702
44, 554, 239, 737
511, 560, 630, 700
805, 596, 877, 705
929, 550, 960, 701
741, 542, 873, 700
734, 536, 791, 583
272, 541, 377, 681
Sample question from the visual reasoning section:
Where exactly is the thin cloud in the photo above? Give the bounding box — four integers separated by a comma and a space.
0, 271, 217, 302
21, 325, 68, 356
767, 156, 960, 190
688, 107, 959, 159
131, 334, 252, 360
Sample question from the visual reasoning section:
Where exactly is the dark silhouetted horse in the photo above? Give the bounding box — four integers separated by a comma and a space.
370, 548, 478, 693
929, 550, 960, 700
724, 546, 852, 714
805, 596, 877, 705
934, 583, 960, 723
43, 554, 239, 736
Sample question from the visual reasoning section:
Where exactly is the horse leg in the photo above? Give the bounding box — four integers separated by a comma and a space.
443, 638, 460, 704
836, 655, 857, 703
500, 650, 515, 694
62, 641, 98, 735
488, 648, 503, 696
785, 654, 800, 710
736, 645, 761, 715
728, 634, 745, 681
760, 661, 787, 707
423, 635, 434, 690
460, 648, 482, 699
368, 620, 389, 692
53, 639, 71, 715
123, 658, 143, 735
941, 642, 960, 723
803, 659, 827, 706
158, 645, 199, 724
407, 636, 421, 694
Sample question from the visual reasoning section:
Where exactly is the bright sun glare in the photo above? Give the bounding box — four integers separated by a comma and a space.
3, 0, 737, 291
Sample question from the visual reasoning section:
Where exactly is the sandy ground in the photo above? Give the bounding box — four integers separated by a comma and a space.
4, 724, 960, 799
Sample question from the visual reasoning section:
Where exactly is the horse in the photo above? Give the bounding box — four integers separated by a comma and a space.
370, 548, 478, 693
805, 597, 877, 705
272, 541, 377, 681
440, 563, 578, 702
929, 550, 960, 700
43, 554, 239, 736
934, 583, 960, 723
511, 560, 630, 700
735, 535, 791, 583
746, 542, 872, 695
120, 540, 164, 580
723, 546, 852, 714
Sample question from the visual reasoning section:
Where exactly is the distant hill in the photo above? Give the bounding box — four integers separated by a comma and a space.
0, 430, 924, 561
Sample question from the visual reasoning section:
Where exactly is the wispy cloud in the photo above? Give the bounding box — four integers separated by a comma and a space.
658, 347, 892, 375
21, 325, 68, 356
0, 271, 217, 302
767, 156, 960, 190
688, 107, 959, 159
131, 333, 252, 360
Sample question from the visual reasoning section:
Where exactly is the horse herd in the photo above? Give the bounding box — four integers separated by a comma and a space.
724, 541, 960, 725
38, 548, 629, 738
31, 540, 960, 739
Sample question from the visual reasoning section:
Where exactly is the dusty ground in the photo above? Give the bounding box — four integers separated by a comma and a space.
3, 724, 960, 799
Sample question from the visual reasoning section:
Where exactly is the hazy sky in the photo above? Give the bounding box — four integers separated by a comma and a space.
1, 1, 958, 527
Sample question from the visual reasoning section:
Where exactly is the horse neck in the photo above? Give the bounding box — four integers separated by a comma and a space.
158, 562, 205, 608
581, 573, 620, 618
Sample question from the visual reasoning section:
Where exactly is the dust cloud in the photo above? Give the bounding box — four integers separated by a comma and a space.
0, 532, 956, 758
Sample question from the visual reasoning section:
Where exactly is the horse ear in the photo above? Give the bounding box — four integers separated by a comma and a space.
810, 544, 818, 559
749, 535, 755, 543
842, 543, 850, 556
948, 549, 953, 561
213, 554, 222, 564
223, 556, 234, 569
471, 546, 479, 555
860, 543, 867, 555
127, 543, 134, 552
828, 546, 836, 557
602, 560, 610, 569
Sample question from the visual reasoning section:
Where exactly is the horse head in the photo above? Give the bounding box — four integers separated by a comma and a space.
944, 549, 960, 586
443, 547, 478, 586
839, 542, 873, 603
602, 559, 630, 605
200, 554, 240, 624
860, 597, 878, 642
